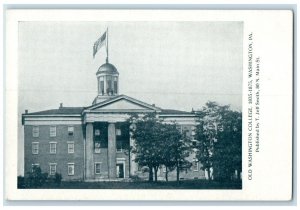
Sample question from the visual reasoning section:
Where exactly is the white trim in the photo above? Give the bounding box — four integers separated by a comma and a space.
50, 126, 57, 137
24, 121, 83, 125
67, 142, 75, 154
31, 142, 39, 154
49, 142, 57, 154
32, 126, 39, 137
67, 163, 75, 176
192, 159, 199, 172
94, 162, 101, 174
49, 163, 57, 175
116, 160, 126, 179
31, 163, 40, 172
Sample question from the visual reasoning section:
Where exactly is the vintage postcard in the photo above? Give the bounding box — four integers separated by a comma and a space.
4, 9, 293, 201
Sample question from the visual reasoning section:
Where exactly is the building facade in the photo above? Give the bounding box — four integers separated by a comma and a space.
22, 62, 206, 181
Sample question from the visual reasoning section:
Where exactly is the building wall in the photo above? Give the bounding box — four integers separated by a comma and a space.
24, 124, 84, 181
23, 115, 206, 182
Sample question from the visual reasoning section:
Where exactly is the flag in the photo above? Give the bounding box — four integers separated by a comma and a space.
93, 31, 107, 58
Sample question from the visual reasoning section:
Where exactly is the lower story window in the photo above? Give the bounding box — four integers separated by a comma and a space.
116, 141, 123, 152
31, 164, 40, 172
68, 163, 75, 176
192, 160, 199, 171
49, 163, 57, 175
95, 162, 101, 174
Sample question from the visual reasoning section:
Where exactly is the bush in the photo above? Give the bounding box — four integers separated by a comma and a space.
54, 173, 62, 184
17, 176, 25, 189
25, 166, 48, 188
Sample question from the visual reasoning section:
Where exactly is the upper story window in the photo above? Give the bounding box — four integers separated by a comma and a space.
50, 126, 56, 137
32, 126, 39, 137
116, 129, 121, 136
114, 77, 118, 94
95, 129, 101, 136
99, 77, 104, 95
67, 142, 74, 154
68, 126, 74, 136
32, 142, 39, 154
49, 142, 57, 154
94, 142, 101, 153
116, 140, 123, 152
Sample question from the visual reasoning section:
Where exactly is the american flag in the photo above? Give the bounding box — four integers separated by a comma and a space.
93, 31, 107, 58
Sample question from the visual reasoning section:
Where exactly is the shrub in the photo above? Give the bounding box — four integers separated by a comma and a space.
25, 166, 48, 188
17, 176, 25, 189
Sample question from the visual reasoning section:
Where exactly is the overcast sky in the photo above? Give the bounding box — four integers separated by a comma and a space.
18, 21, 243, 174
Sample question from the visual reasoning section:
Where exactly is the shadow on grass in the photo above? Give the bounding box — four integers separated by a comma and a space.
21, 179, 242, 189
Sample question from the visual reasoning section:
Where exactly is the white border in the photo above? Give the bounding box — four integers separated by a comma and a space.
5, 9, 293, 201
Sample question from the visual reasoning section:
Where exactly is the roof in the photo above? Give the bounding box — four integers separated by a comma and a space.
86, 94, 162, 112
96, 62, 119, 74
24, 107, 84, 115
160, 109, 193, 115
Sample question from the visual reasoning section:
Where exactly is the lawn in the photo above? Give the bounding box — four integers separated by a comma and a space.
21, 179, 242, 189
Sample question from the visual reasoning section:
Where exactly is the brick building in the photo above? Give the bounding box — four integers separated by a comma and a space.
22, 62, 206, 181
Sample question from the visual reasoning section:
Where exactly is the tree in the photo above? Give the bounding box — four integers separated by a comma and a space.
160, 123, 191, 182
130, 113, 191, 182
130, 113, 163, 182
194, 101, 242, 181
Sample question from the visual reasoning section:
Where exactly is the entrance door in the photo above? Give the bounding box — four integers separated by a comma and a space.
116, 163, 124, 178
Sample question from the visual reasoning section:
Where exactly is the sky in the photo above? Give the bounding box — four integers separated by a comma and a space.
18, 21, 243, 174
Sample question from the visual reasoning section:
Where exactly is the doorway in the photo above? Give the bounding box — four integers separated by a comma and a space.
116, 163, 124, 178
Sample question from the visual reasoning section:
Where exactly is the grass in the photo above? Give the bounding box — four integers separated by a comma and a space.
23, 179, 242, 189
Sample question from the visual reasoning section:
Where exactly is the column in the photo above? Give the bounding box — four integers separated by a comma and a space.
130, 136, 138, 176
85, 123, 94, 180
108, 123, 116, 179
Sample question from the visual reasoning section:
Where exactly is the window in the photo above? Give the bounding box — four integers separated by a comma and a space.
68, 163, 75, 176
116, 129, 121, 136
49, 163, 57, 175
114, 81, 118, 94
100, 77, 104, 95
68, 142, 74, 153
95, 162, 101, 174
116, 141, 123, 152
32, 142, 39, 154
68, 126, 74, 136
95, 129, 100, 136
94, 142, 101, 153
32, 126, 39, 137
50, 126, 56, 137
49, 142, 57, 154
31, 164, 40, 172
192, 159, 199, 171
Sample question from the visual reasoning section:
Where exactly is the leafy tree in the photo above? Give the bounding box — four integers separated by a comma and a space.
160, 123, 191, 182
130, 113, 163, 182
130, 113, 191, 182
194, 101, 242, 181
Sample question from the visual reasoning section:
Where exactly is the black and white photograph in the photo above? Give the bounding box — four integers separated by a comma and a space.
17, 21, 243, 189
4, 9, 293, 201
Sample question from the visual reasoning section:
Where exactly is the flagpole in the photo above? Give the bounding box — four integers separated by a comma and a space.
106, 27, 109, 63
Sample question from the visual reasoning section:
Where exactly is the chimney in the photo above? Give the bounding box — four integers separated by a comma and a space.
152, 104, 155, 107
25, 109, 28, 114
59, 103, 63, 108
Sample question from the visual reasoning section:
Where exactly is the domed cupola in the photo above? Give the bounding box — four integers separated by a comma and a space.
93, 61, 119, 104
